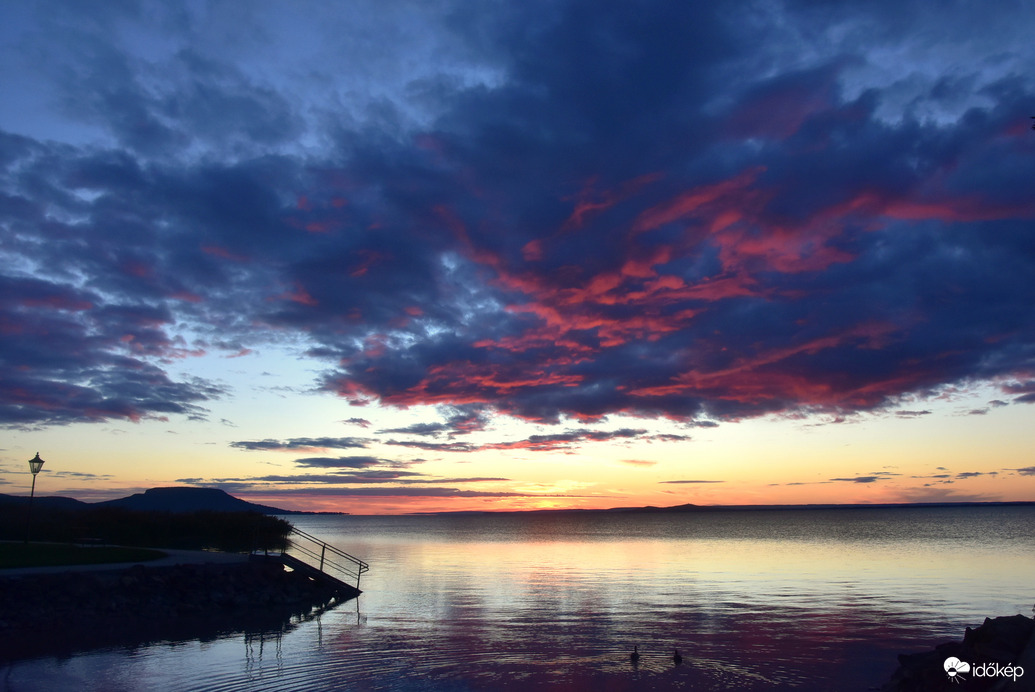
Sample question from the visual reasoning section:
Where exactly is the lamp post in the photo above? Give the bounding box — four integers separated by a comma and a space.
25, 452, 45, 545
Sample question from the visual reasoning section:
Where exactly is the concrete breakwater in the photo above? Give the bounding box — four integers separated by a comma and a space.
882, 614, 1035, 691
0, 559, 358, 661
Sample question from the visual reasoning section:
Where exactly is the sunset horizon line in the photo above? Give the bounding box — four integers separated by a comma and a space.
7, 484, 1034, 517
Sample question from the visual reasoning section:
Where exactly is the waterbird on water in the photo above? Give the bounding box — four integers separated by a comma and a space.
630, 645, 640, 665
673, 649, 683, 665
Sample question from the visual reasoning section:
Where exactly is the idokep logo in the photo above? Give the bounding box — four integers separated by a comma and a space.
944, 656, 1025, 684
944, 657, 970, 683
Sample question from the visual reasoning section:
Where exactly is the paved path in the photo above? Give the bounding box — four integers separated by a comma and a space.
0, 548, 250, 576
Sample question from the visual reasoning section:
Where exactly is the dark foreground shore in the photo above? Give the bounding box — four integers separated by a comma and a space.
882, 614, 1035, 691
0, 559, 358, 662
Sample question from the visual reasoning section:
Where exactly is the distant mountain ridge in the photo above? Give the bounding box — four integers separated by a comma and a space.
0, 486, 315, 515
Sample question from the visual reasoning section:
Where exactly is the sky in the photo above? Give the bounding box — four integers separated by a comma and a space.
1, 0, 1034, 514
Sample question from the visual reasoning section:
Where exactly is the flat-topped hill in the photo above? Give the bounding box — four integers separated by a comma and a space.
0, 486, 315, 515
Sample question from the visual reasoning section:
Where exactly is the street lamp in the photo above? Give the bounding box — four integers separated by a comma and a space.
25, 452, 45, 545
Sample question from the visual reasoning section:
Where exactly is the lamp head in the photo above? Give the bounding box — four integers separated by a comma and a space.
28, 452, 45, 475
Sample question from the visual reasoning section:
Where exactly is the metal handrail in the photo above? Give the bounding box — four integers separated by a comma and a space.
281, 526, 369, 589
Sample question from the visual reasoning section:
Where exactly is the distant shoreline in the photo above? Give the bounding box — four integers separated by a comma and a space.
6, 486, 1032, 518
401, 499, 1035, 517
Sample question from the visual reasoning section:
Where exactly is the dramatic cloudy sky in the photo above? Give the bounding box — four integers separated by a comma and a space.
2, 0, 1034, 513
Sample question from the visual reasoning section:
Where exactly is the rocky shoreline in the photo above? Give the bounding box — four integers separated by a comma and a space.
0, 559, 359, 661
882, 614, 1035, 691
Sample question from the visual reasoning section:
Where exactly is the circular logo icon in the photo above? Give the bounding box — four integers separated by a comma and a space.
944, 657, 971, 682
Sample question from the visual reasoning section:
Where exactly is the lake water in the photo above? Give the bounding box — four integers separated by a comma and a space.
3, 506, 1034, 691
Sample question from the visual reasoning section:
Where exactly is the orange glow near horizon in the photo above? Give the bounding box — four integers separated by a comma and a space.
2, 376, 1033, 515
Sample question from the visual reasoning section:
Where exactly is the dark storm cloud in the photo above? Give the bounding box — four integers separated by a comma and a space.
385, 440, 477, 453
830, 476, 885, 483
895, 410, 931, 418
30, 14, 302, 157
313, 2, 1035, 424
51, 470, 114, 480
378, 422, 452, 436
955, 471, 997, 479
352, 398, 489, 443
385, 427, 649, 453
440, 405, 491, 435
3, 0, 1035, 429
293, 456, 391, 469
230, 437, 370, 451
651, 434, 694, 442
187, 463, 552, 495
476, 428, 647, 451
0, 271, 222, 425
215, 470, 428, 484
187, 471, 508, 486
660, 479, 725, 484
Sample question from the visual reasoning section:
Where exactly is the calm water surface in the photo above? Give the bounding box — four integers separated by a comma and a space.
4, 506, 1034, 691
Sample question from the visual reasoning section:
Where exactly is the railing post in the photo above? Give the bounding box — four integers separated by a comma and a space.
320, 543, 326, 572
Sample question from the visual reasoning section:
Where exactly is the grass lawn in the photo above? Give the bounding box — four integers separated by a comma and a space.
0, 542, 167, 569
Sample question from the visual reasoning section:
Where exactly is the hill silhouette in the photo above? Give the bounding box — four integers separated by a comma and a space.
96, 487, 294, 514
0, 486, 308, 515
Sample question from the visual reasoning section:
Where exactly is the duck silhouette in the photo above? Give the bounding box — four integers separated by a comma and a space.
630, 645, 640, 665
673, 648, 683, 665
